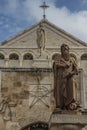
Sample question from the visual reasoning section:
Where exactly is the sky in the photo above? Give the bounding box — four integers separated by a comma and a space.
0, 0, 87, 43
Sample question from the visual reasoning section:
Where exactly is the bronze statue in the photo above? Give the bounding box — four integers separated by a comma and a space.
53, 44, 80, 110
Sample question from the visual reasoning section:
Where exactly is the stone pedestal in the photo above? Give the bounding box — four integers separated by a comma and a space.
51, 124, 84, 130
50, 113, 87, 130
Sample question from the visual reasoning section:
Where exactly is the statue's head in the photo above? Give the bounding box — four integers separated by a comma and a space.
61, 44, 69, 60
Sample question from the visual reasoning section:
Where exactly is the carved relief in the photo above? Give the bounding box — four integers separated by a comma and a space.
29, 84, 52, 108
0, 95, 17, 121
29, 71, 52, 108
0, 71, 53, 125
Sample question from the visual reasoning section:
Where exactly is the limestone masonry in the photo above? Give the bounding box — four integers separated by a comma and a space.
0, 19, 87, 130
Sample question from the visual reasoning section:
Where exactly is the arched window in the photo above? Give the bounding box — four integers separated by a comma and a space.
70, 53, 77, 61
0, 53, 4, 59
21, 122, 48, 130
81, 54, 87, 60
9, 53, 19, 60
52, 53, 60, 60
23, 53, 33, 60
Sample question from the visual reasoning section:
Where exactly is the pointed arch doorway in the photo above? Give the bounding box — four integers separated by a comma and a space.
21, 122, 48, 130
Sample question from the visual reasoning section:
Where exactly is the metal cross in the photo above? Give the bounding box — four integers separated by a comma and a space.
40, 1, 49, 19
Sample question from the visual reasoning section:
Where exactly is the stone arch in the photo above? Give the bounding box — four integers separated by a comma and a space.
21, 122, 48, 130
7, 49, 21, 58
23, 53, 33, 60
52, 53, 61, 60
0, 53, 5, 59
9, 53, 19, 60
0, 50, 7, 58
81, 53, 87, 60
0, 52, 6, 67
22, 50, 35, 59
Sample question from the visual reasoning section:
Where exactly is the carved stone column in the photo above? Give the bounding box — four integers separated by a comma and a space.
18, 55, 23, 67
5, 58, 9, 67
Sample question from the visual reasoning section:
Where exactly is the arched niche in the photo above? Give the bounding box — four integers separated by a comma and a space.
23, 53, 33, 60
52, 53, 60, 60
81, 53, 87, 60
21, 122, 48, 130
0, 53, 5, 60
9, 53, 19, 60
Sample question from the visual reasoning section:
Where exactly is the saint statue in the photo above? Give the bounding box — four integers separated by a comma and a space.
37, 23, 45, 50
53, 44, 80, 110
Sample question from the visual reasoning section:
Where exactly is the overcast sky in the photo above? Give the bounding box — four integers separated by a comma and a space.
0, 0, 87, 43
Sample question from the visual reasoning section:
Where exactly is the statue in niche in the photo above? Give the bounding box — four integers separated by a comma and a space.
37, 23, 45, 51
53, 44, 81, 110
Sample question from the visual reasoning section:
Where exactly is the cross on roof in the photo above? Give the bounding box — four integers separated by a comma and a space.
40, 1, 49, 19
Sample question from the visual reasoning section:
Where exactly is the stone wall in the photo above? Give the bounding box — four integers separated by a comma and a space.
0, 70, 54, 130
0, 20, 87, 129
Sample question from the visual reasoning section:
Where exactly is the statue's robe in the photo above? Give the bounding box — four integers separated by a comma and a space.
37, 26, 45, 50
53, 56, 78, 109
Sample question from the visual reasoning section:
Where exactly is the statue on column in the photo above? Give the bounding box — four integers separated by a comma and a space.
37, 23, 45, 54
53, 44, 81, 110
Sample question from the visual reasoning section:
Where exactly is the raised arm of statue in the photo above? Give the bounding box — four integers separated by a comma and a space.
55, 59, 70, 68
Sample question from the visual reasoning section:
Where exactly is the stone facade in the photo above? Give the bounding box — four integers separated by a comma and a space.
0, 19, 87, 130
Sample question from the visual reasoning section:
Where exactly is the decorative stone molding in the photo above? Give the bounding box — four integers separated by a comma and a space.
51, 114, 87, 124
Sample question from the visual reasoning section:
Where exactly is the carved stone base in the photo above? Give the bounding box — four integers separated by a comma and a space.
50, 113, 87, 130
51, 124, 84, 130
53, 108, 82, 115
61, 110, 82, 115
51, 114, 87, 124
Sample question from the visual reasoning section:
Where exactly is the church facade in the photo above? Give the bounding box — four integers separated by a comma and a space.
0, 19, 87, 130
